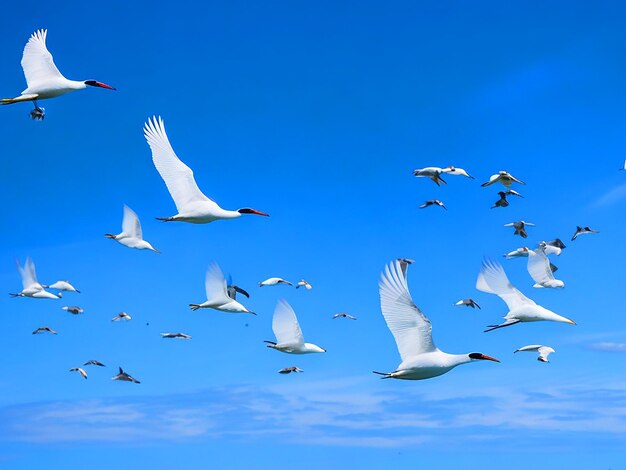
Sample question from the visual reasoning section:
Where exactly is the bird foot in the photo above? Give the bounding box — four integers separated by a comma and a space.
30, 107, 45, 120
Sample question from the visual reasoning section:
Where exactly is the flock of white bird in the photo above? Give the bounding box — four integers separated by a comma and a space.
4, 29, 607, 382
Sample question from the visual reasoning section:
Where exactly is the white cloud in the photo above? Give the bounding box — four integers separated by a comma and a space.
591, 182, 626, 207
588, 342, 626, 352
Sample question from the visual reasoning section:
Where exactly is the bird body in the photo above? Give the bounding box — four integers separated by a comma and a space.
45, 280, 80, 293
481, 171, 525, 187
504, 221, 535, 238
504, 247, 530, 259
112, 367, 140, 383
527, 248, 564, 288
491, 192, 509, 208
83, 360, 106, 367
190, 263, 254, 314
514, 344, 555, 362
278, 366, 304, 374
454, 299, 480, 309
419, 199, 447, 210
161, 332, 192, 339
32, 326, 57, 335
476, 260, 575, 332
111, 312, 132, 321
259, 277, 293, 287
571, 226, 599, 241
69, 367, 87, 379
374, 259, 498, 380
144, 116, 268, 224
542, 239, 566, 256
412, 167, 447, 186
62, 306, 84, 315
1, 30, 115, 118
296, 279, 312, 290
106, 205, 159, 252
333, 313, 357, 320
265, 300, 326, 354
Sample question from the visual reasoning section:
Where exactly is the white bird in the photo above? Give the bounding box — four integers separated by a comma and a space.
412, 167, 447, 186
161, 332, 192, 339
32, 326, 57, 335
112, 367, 140, 384
143, 116, 269, 223
44, 280, 80, 293
373, 259, 499, 380
476, 259, 576, 332
571, 226, 599, 241
83, 360, 106, 367
259, 277, 293, 287
527, 248, 564, 288
111, 312, 132, 322
264, 300, 326, 354
69, 367, 88, 379
504, 220, 535, 238
106, 205, 160, 253
296, 279, 312, 290
541, 239, 566, 256
62, 306, 84, 315
620, 159, 626, 171
441, 166, 475, 179
278, 366, 303, 374
481, 171, 525, 187
454, 299, 481, 309
0, 30, 115, 119
332, 313, 357, 320
10, 258, 60, 299
514, 344, 555, 362
419, 199, 447, 210
190, 263, 255, 314
504, 247, 530, 259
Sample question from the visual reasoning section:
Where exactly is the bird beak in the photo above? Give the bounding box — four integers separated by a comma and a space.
479, 354, 500, 362
566, 318, 577, 325
93, 81, 116, 90
248, 209, 269, 217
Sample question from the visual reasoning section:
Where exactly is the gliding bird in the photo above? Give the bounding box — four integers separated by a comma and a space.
190, 263, 255, 314
412, 167, 447, 186
454, 299, 481, 309
106, 205, 160, 253
481, 171, 525, 188
264, 300, 326, 354
571, 226, 599, 241
476, 259, 575, 332
259, 278, 293, 287
504, 220, 535, 238
419, 200, 447, 210
527, 248, 564, 288
442, 166, 474, 179
373, 259, 499, 380
1, 30, 115, 119
514, 344, 555, 362
10, 258, 60, 299
44, 280, 80, 293
144, 116, 269, 223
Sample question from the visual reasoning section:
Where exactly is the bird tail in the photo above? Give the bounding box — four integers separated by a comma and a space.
0, 94, 38, 105
484, 319, 520, 333
264, 340, 277, 349
189, 304, 201, 311
156, 217, 173, 222
8, 293, 20, 297
104, 234, 116, 239
372, 371, 392, 379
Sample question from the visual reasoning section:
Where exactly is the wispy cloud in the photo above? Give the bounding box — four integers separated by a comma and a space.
591, 182, 626, 207
588, 342, 626, 352
3, 378, 626, 449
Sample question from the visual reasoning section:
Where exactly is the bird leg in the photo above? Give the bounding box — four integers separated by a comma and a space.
29, 100, 45, 120
484, 319, 521, 333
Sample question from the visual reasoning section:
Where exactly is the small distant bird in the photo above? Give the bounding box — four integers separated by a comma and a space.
112, 367, 140, 384
333, 313, 357, 320
476, 259, 575, 332
441, 166, 474, 179
619, 159, 626, 171
161, 332, 192, 339
514, 345, 555, 362
454, 299, 481, 309
541, 239, 566, 256
0, 30, 115, 120
504, 221, 535, 238
504, 189, 524, 198
62, 306, 84, 315
296, 279, 312, 290
259, 278, 293, 287
264, 300, 326, 354
491, 192, 509, 209
419, 200, 446, 210
10, 258, 60, 299
481, 171, 525, 188
373, 259, 499, 380
111, 312, 132, 321
503, 247, 530, 259
190, 263, 255, 314
44, 280, 80, 293
278, 366, 303, 374
571, 226, 599, 241
32, 326, 57, 335
412, 167, 447, 186
527, 248, 564, 288
106, 205, 160, 253
83, 360, 106, 367
69, 367, 88, 379
144, 116, 269, 223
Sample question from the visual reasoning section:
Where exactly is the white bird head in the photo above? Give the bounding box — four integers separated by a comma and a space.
468, 352, 500, 363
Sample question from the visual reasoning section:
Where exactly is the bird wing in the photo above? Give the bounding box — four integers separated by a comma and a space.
204, 263, 231, 305
144, 116, 217, 214
272, 299, 304, 346
122, 205, 142, 239
514, 344, 542, 353
21, 30, 65, 88
20, 257, 40, 289
537, 346, 555, 359
476, 259, 536, 310
379, 259, 436, 361
527, 249, 555, 284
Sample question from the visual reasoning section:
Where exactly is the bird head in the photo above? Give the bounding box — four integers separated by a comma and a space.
238, 208, 269, 217
84, 80, 116, 90
468, 352, 500, 362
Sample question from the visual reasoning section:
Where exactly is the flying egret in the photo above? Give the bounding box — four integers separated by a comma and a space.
259, 278, 293, 287
1, 30, 115, 119
373, 259, 499, 380
264, 300, 326, 354
527, 248, 564, 288
190, 263, 255, 314
296, 279, 312, 290
514, 345, 555, 362
412, 167, 447, 186
144, 116, 269, 223
10, 258, 60, 299
481, 171, 525, 187
106, 205, 160, 253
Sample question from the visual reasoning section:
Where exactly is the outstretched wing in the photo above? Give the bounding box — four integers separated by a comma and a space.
21, 29, 65, 88
20, 257, 40, 289
204, 263, 231, 305
272, 299, 304, 346
476, 259, 535, 310
122, 205, 142, 239
144, 116, 217, 214
527, 249, 555, 285
379, 259, 436, 361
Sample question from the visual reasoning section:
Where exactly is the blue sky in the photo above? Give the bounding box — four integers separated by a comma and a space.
2, 1, 626, 468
